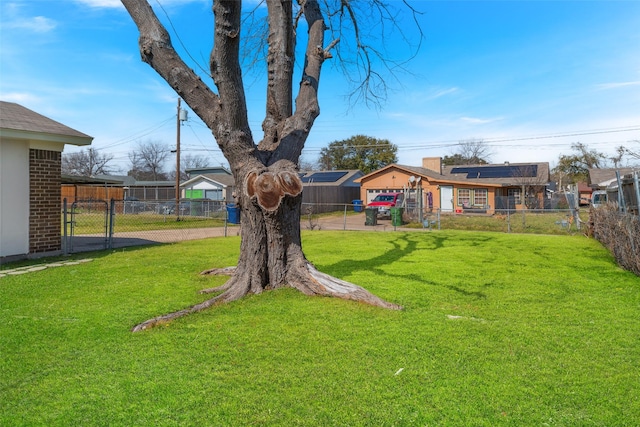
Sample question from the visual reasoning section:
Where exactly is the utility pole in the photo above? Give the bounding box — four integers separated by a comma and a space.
174, 99, 187, 220
175, 99, 181, 220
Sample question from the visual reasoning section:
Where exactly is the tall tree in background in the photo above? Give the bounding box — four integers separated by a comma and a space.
121, 0, 420, 330
62, 148, 115, 176
318, 135, 398, 174
127, 140, 170, 181
552, 142, 606, 184
442, 139, 492, 165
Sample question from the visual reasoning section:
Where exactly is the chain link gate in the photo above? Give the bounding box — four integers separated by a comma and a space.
63, 199, 112, 254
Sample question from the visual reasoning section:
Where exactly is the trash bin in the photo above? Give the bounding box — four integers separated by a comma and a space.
352, 199, 363, 212
365, 207, 378, 226
390, 207, 404, 226
226, 203, 240, 224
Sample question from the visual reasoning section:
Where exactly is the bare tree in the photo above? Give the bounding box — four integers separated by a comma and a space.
623, 141, 640, 163
173, 153, 210, 181
62, 148, 115, 176
443, 139, 493, 165
127, 140, 170, 181
121, 0, 420, 331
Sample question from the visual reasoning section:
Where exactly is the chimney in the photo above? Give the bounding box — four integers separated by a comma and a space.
422, 157, 442, 174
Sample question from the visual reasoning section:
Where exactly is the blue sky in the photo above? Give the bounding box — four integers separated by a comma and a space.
1, 0, 639, 172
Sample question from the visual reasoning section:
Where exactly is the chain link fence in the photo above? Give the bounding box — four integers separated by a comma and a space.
62, 199, 588, 254
62, 199, 237, 254
301, 203, 587, 234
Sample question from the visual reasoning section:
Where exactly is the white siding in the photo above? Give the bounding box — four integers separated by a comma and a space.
0, 139, 30, 257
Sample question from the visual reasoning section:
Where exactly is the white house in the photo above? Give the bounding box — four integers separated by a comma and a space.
181, 173, 237, 201
0, 101, 93, 262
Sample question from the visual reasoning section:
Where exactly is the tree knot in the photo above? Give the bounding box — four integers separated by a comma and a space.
245, 168, 303, 211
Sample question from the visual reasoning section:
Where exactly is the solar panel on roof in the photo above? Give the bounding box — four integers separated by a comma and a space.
450, 165, 537, 179
306, 171, 348, 183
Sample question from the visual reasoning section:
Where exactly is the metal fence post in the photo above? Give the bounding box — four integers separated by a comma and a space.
108, 199, 115, 249
62, 198, 68, 255
634, 172, 640, 214
615, 171, 626, 213
343, 204, 347, 231
224, 208, 228, 237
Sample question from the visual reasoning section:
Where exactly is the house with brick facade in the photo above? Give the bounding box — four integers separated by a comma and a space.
357, 157, 550, 214
1, 101, 93, 262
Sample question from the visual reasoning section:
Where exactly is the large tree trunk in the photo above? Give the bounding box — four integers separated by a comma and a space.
123, 0, 401, 332
131, 162, 400, 332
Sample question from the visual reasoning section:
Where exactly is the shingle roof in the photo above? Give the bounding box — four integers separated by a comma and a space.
0, 101, 92, 143
588, 167, 639, 187
181, 173, 237, 188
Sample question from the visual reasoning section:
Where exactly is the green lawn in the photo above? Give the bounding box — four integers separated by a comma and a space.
1, 231, 638, 426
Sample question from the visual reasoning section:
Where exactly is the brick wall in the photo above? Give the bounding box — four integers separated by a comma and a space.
29, 149, 62, 254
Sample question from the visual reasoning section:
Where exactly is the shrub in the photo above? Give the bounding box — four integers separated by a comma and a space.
589, 204, 640, 275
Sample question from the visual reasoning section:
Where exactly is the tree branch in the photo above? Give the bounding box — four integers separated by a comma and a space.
259, 0, 295, 151
271, 0, 326, 164
121, 0, 258, 165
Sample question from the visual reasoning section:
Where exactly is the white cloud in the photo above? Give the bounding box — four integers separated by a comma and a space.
74, 0, 123, 8
429, 87, 459, 100
6, 15, 57, 32
460, 116, 502, 125
595, 81, 640, 90
0, 92, 43, 105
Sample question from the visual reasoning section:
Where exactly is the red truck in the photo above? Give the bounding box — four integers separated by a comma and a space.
367, 192, 404, 218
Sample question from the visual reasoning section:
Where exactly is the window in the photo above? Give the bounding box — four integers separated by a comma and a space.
458, 188, 489, 207
474, 188, 487, 206
508, 188, 521, 204
457, 189, 471, 206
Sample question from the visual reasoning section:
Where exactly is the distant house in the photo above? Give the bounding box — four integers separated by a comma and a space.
588, 167, 639, 189
577, 182, 593, 205
357, 157, 550, 214
181, 168, 363, 212
299, 170, 364, 211
185, 166, 232, 178
1, 101, 93, 261
181, 173, 237, 201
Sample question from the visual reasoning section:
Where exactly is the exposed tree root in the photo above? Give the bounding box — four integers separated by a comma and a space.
200, 266, 237, 276
131, 262, 401, 332
291, 263, 403, 310
199, 266, 237, 294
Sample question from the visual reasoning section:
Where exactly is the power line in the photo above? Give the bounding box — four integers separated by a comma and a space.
93, 116, 175, 151
302, 125, 640, 153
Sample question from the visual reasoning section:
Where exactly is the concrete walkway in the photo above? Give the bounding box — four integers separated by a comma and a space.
0, 258, 93, 278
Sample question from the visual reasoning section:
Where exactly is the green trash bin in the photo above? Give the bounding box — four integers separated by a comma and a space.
365, 207, 378, 226
390, 207, 404, 226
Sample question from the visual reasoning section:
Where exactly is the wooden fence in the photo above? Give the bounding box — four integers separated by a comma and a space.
61, 185, 124, 204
